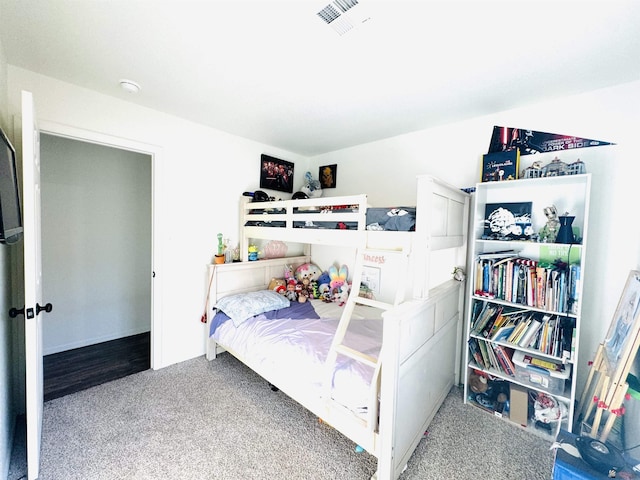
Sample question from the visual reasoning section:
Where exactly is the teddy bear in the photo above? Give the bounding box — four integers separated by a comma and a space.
268, 277, 286, 295
294, 263, 322, 283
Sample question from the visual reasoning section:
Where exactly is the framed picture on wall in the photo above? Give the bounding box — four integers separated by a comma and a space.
260, 154, 294, 193
319, 164, 337, 189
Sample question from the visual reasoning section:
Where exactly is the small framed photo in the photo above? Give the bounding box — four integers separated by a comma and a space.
260, 154, 294, 193
483, 201, 532, 240
319, 164, 337, 189
481, 149, 520, 182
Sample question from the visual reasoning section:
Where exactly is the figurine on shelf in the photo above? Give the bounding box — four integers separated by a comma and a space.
539, 205, 560, 243
214, 233, 226, 264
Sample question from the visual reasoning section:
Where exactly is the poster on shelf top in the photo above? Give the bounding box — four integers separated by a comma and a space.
481, 149, 520, 182
483, 202, 532, 240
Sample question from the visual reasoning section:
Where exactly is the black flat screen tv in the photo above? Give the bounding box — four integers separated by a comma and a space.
0, 127, 23, 244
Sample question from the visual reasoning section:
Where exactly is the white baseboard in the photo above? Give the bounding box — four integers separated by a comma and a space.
43, 328, 150, 356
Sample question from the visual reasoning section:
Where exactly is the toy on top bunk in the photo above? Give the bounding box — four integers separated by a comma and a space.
365, 207, 417, 231
299, 171, 322, 198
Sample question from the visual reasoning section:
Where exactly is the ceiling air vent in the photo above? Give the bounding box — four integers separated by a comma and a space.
317, 0, 370, 36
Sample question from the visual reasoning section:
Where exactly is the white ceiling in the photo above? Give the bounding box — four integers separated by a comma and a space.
1, 0, 639, 156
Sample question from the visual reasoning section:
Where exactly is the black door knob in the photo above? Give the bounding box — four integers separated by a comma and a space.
36, 303, 53, 315
9, 307, 24, 318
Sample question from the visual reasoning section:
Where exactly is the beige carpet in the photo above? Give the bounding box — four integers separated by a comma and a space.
13, 354, 555, 479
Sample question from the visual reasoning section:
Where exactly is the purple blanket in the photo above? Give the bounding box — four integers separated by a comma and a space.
210, 299, 320, 336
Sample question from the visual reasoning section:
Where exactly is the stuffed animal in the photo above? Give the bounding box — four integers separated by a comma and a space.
331, 285, 349, 306
300, 171, 322, 198
298, 278, 315, 302
285, 279, 298, 302
296, 278, 313, 303
316, 271, 331, 298
284, 264, 294, 281
329, 264, 348, 291
268, 277, 286, 295
294, 263, 322, 282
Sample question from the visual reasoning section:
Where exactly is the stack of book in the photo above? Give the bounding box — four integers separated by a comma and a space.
469, 302, 575, 360
468, 337, 516, 376
474, 251, 581, 314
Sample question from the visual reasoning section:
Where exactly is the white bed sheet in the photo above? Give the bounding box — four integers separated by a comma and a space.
212, 300, 383, 414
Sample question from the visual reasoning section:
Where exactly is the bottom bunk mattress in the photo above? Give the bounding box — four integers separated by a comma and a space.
210, 298, 383, 417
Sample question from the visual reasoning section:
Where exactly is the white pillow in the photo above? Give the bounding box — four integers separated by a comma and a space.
215, 290, 290, 327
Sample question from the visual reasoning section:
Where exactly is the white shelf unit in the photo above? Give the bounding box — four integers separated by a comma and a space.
463, 174, 591, 437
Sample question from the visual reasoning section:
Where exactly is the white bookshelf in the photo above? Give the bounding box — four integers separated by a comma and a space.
463, 174, 591, 438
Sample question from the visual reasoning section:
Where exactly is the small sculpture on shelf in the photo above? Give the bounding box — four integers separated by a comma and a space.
248, 244, 259, 261
538, 205, 560, 243
214, 233, 226, 264
452, 267, 466, 282
556, 214, 576, 244
521, 156, 587, 179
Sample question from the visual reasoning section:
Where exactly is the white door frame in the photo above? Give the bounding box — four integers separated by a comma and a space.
38, 121, 163, 369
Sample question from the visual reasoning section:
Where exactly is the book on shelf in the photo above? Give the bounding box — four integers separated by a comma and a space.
506, 314, 532, 344
486, 312, 508, 338
492, 324, 516, 342
468, 337, 486, 368
477, 250, 518, 260
471, 303, 500, 336
492, 344, 515, 376
474, 255, 581, 314
568, 264, 581, 314
518, 317, 544, 347
485, 341, 501, 371
479, 307, 504, 338
477, 339, 492, 369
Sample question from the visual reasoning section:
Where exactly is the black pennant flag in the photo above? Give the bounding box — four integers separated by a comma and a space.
488, 126, 615, 155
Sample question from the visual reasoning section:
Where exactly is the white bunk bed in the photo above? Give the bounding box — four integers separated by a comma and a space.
205, 175, 470, 480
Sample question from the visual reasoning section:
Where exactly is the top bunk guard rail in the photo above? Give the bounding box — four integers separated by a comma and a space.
241, 194, 369, 257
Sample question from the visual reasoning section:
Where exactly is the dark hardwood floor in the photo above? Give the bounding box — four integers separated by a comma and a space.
43, 332, 150, 402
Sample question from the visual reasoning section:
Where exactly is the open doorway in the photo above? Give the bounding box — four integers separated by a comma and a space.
8, 123, 163, 478
40, 133, 152, 400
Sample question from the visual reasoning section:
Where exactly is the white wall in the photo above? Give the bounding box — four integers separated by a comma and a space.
7, 64, 640, 401
7, 66, 309, 369
310, 80, 640, 393
40, 134, 152, 354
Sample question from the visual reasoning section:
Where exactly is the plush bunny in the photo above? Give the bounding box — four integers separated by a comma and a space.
329, 264, 348, 291
300, 171, 322, 198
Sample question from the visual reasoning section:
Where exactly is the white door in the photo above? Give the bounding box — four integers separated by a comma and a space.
22, 90, 45, 480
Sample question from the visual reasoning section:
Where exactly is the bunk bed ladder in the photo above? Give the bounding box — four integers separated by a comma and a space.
323, 246, 409, 432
